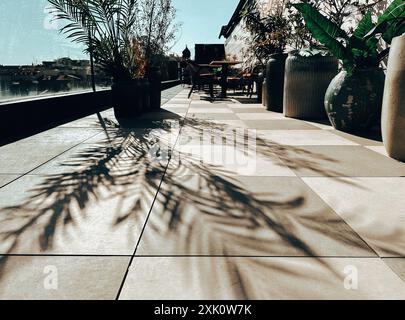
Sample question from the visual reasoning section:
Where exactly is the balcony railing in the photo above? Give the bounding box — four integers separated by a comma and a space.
0, 79, 181, 146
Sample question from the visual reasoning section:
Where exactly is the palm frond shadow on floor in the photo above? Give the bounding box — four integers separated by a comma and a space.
0, 113, 368, 297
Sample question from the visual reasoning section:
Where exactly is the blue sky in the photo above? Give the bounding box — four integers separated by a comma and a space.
0, 0, 238, 65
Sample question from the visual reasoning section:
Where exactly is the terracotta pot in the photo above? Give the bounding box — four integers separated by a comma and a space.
112, 79, 143, 126
325, 68, 385, 132
266, 53, 287, 112
382, 34, 405, 161
284, 53, 338, 119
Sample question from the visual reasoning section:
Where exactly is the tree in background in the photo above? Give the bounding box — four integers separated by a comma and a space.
134, 0, 181, 77
241, 1, 291, 69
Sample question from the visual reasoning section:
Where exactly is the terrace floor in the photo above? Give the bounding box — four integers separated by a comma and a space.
1, 86, 405, 299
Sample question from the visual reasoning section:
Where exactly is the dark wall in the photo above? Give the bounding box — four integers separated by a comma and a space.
194, 44, 226, 64
0, 90, 112, 146
0, 80, 182, 146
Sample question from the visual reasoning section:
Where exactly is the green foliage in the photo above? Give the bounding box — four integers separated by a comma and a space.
366, 0, 405, 43
292, 3, 349, 63
241, 2, 291, 64
293, 0, 405, 73
48, 0, 140, 81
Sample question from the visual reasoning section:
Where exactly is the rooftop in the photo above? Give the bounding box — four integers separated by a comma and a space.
1, 87, 405, 299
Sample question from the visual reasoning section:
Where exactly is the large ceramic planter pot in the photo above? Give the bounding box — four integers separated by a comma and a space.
149, 67, 162, 110
141, 78, 151, 112
325, 68, 385, 132
256, 72, 263, 104
112, 79, 143, 126
262, 77, 268, 107
382, 34, 405, 161
266, 53, 287, 112
284, 53, 338, 119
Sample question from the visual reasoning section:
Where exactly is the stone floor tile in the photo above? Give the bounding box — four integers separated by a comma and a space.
237, 113, 289, 121
283, 146, 405, 177
332, 130, 383, 146
162, 104, 189, 109
383, 258, 405, 282
174, 144, 296, 176
303, 177, 405, 257
137, 176, 372, 257
19, 127, 101, 144
0, 256, 129, 300
168, 99, 190, 104
188, 113, 240, 120
188, 108, 233, 114
258, 130, 358, 146
366, 146, 389, 157
0, 169, 160, 255
0, 175, 20, 188
244, 120, 320, 130
0, 142, 75, 174
231, 108, 268, 113
120, 257, 405, 300
303, 120, 334, 130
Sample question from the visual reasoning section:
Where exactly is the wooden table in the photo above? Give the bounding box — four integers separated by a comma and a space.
210, 60, 242, 97
198, 64, 221, 68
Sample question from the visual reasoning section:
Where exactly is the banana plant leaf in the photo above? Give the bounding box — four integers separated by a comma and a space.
364, 0, 405, 44
292, 3, 352, 65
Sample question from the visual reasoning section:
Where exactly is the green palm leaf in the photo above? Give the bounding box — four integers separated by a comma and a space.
353, 12, 374, 39
292, 3, 351, 63
377, 0, 404, 24
48, 0, 139, 80
364, 0, 405, 44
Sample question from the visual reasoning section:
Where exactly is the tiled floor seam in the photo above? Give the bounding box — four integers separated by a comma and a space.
3, 254, 398, 258
0, 88, 184, 182
0, 129, 103, 189
114, 96, 192, 300
0, 254, 133, 257
382, 259, 405, 284
300, 177, 381, 258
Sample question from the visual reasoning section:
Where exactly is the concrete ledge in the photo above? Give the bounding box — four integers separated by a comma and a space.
0, 79, 181, 146
161, 79, 181, 91
0, 90, 112, 146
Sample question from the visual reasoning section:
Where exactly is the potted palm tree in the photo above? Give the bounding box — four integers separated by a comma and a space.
48, 0, 144, 126
294, 0, 405, 132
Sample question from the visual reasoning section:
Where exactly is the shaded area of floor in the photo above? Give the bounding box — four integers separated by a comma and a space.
0, 86, 405, 299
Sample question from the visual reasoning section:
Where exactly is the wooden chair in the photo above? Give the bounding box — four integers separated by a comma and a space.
241, 71, 254, 98
186, 60, 216, 99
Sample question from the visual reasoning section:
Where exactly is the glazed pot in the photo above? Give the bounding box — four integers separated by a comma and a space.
112, 79, 143, 126
266, 53, 287, 112
325, 68, 385, 132
382, 34, 405, 161
284, 53, 338, 119
149, 67, 162, 110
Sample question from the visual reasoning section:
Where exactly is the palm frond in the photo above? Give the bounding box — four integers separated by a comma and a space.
48, 0, 140, 80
